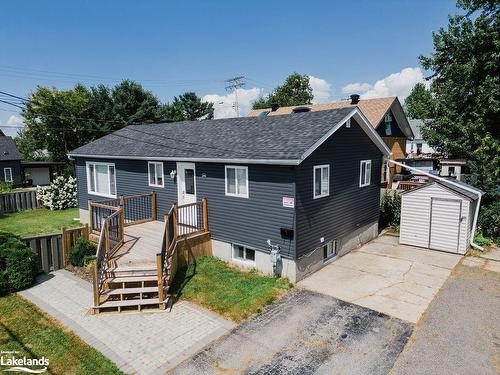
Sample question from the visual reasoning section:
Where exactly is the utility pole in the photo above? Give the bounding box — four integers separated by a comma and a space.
225, 76, 245, 117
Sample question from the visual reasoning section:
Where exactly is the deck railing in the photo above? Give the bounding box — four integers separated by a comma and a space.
156, 197, 208, 307
88, 192, 156, 234
397, 181, 424, 191
92, 207, 124, 309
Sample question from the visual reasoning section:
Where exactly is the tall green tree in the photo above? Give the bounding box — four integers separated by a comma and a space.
419, 0, 499, 204
252, 72, 313, 109
404, 83, 435, 119
160, 92, 214, 121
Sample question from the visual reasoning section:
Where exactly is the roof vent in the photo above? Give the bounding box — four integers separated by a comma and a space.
350, 94, 360, 104
271, 103, 279, 112
292, 106, 311, 113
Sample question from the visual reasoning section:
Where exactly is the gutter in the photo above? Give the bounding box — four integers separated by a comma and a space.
386, 158, 484, 251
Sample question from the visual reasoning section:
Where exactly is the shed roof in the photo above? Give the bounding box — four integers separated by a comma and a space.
69, 107, 391, 165
0, 136, 22, 161
401, 178, 482, 201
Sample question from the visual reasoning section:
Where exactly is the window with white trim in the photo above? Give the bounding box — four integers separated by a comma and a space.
323, 240, 338, 261
86, 162, 117, 198
3, 168, 13, 182
148, 161, 164, 187
225, 165, 248, 198
359, 160, 371, 187
313, 164, 329, 199
232, 244, 256, 264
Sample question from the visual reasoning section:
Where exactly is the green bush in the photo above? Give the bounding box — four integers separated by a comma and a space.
0, 232, 38, 295
0, 182, 12, 193
380, 192, 401, 229
68, 237, 96, 267
478, 201, 500, 243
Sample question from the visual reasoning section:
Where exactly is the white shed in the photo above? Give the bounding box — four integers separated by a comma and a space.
399, 179, 482, 254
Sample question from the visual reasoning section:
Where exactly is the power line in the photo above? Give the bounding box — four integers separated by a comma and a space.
225, 76, 245, 117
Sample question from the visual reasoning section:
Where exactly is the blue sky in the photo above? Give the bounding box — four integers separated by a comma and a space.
0, 0, 458, 136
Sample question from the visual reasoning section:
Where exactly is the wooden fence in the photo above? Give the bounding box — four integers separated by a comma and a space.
22, 225, 89, 273
0, 190, 41, 214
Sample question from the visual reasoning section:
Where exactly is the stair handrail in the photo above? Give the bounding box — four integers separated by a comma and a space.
92, 206, 124, 309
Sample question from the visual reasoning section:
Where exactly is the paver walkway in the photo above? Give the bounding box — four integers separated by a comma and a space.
19, 270, 234, 375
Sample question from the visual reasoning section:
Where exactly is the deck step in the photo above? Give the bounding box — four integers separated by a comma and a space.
106, 275, 158, 284
94, 298, 160, 309
107, 269, 157, 278
102, 286, 159, 296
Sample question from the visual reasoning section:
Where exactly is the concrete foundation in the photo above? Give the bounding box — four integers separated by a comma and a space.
79, 208, 90, 224
211, 220, 378, 283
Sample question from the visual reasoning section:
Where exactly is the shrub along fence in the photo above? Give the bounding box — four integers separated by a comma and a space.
21, 225, 89, 273
0, 190, 42, 214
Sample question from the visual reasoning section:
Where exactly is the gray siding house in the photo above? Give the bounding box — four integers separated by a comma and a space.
0, 136, 23, 186
69, 107, 390, 281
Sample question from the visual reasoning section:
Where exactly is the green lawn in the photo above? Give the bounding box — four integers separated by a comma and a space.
0, 294, 124, 375
0, 207, 80, 237
173, 257, 292, 322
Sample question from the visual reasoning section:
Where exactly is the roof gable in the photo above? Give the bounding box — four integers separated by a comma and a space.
69, 107, 390, 165
0, 136, 22, 161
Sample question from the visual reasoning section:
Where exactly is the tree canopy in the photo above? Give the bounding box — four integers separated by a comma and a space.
404, 83, 435, 119
252, 72, 313, 110
419, 0, 499, 204
16, 82, 211, 161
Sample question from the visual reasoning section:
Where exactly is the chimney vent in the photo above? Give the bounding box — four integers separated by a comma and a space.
350, 94, 360, 104
292, 106, 311, 113
271, 103, 279, 112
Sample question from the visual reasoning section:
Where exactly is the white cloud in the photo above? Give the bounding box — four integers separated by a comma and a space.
0, 114, 23, 137
309, 75, 332, 104
341, 67, 426, 101
203, 87, 263, 119
342, 82, 371, 95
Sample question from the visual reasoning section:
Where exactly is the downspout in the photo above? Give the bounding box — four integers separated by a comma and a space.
385, 158, 484, 251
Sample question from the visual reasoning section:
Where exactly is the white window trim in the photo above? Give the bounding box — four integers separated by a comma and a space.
4, 167, 13, 182
323, 240, 338, 263
86, 161, 117, 198
148, 161, 164, 188
313, 164, 330, 199
225, 165, 249, 198
359, 160, 372, 187
231, 243, 256, 265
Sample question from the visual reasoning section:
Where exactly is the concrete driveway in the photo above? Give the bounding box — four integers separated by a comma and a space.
172, 289, 412, 375
298, 235, 461, 323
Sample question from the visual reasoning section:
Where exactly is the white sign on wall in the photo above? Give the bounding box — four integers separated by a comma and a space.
282, 196, 295, 208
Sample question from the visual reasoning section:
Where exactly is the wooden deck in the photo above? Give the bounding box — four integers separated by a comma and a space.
108, 221, 165, 268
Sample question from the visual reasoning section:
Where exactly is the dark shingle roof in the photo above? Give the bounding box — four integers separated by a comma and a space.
0, 136, 22, 161
70, 107, 365, 162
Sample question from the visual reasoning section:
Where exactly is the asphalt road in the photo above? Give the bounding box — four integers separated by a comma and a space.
172, 289, 412, 375
391, 263, 500, 375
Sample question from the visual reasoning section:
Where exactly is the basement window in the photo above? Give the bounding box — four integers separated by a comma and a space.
359, 160, 372, 187
323, 240, 338, 261
232, 244, 256, 264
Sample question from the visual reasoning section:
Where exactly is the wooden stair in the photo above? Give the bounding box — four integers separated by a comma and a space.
93, 265, 167, 313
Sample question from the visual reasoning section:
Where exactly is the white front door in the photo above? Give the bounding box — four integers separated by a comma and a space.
177, 162, 196, 205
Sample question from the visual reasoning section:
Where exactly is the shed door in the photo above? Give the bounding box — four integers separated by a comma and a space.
429, 198, 462, 253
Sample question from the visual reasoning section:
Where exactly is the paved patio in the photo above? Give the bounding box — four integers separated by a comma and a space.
298, 235, 461, 323
19, 270, 234, 375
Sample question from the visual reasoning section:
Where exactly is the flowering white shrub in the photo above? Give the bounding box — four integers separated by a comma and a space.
37, 175, 78, 210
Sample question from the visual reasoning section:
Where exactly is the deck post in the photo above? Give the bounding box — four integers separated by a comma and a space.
156, 253, 165, 308
92, 261, 100, 313
61, 226, 68, 266
83, 223, 89, 240
172, 203, 178, 241
201, 197, 208, 232
165, 214, 170, 251
88, 199, 93, 232
151, 191, 157, 221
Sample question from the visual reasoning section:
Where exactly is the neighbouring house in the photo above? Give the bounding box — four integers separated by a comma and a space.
0, 136, 23, 186
69, 107, 390, 283
439, 159, 467, 181
248, 95, 414, 185
406, 119, 437, 156
0, 134, 64, 187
